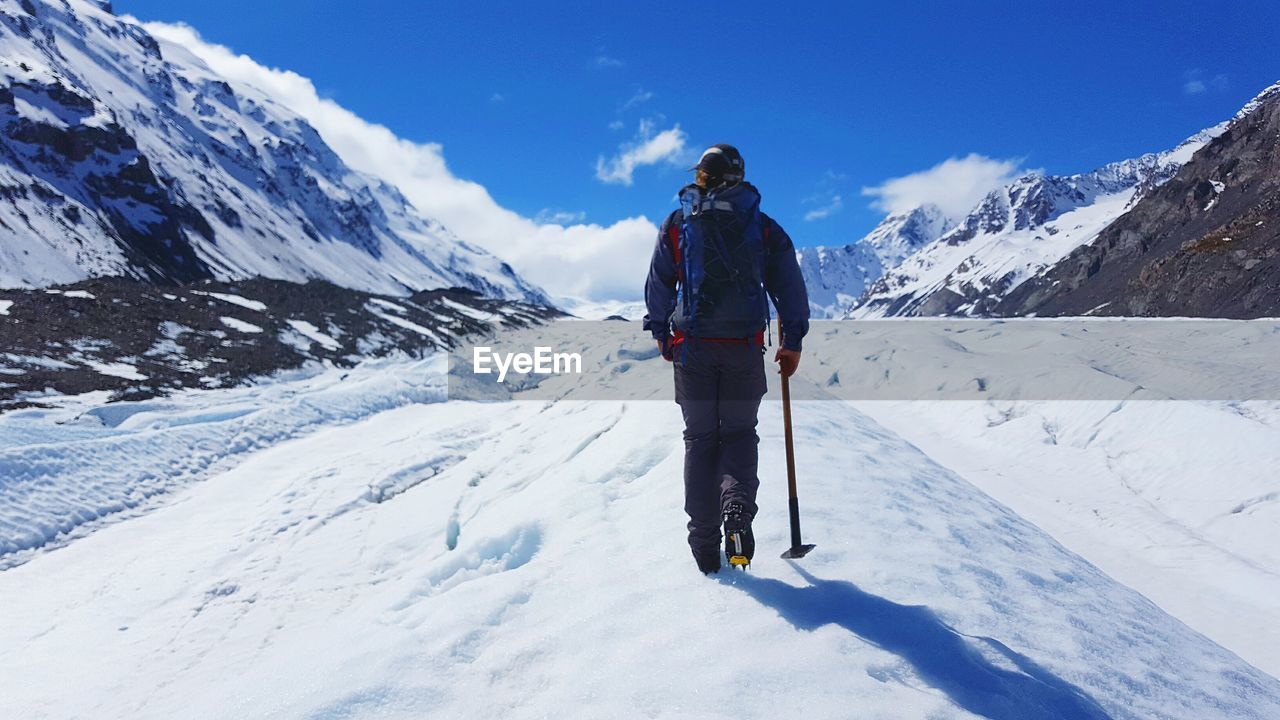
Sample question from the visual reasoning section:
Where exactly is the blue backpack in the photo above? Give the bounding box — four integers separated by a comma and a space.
671, 182, 770, 340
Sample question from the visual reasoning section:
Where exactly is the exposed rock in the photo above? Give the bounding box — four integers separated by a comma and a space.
0, 277, 561, 410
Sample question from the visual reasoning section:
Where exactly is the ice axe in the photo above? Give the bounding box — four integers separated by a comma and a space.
778, 339, 815, 560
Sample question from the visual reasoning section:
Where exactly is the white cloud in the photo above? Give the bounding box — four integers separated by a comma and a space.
594, 119, 688, 186
489, 92, 505, 103
804, 195, 842, 222
142, 22, 658, 302
803, 171, 847, 221
620, 89, 653, 112
594, 54, 624, 69
534, 209, 587, 225
862, 154, 1024, 220
1183, 69, 1228, 96
608, 119, 625, 131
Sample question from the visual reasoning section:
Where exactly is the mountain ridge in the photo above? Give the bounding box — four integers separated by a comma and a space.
796, 203, 950, 318
842, 123, 1226, 318
0, 0, 546, 303
996, 81, 1280, 318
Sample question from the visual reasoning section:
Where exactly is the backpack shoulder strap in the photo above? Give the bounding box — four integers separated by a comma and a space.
667, 220, 683, 281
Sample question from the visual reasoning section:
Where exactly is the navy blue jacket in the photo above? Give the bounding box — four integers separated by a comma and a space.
643, 184, 810, 351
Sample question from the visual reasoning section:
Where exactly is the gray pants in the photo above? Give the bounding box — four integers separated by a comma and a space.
673, 341, 767, 554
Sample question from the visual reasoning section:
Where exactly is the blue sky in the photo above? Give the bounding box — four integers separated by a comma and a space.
118, 0, 1278, 255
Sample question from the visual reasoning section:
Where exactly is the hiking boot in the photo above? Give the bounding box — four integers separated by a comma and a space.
723, 501, 754, 569
693, 548, 721, 575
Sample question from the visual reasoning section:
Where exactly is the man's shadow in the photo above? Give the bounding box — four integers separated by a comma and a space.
722, 565, 1112, 720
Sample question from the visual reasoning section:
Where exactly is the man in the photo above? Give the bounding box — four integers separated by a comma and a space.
642, 144, 810, 574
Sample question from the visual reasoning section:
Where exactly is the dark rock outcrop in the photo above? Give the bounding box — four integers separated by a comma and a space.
0, 277, 560, 410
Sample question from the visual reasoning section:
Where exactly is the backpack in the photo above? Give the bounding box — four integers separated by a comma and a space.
671, 182, 770, 339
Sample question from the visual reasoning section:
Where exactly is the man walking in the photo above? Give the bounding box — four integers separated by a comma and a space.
643, 144, 810, 574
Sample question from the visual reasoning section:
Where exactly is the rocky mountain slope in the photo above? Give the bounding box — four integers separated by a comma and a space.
796, 204, 950, 318
0, 276, 557, 410
844, 128, 1224, 318
998, 82, 1280, 318
0, 0, 543, 302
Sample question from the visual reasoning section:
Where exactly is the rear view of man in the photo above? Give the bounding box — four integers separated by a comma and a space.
643, 144, 810, 574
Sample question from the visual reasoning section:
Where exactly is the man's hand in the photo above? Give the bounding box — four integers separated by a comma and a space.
775, 347, 801, 378
657, 337, 674, 362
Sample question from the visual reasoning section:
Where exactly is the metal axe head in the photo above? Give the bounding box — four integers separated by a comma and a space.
780, 544, 816, 559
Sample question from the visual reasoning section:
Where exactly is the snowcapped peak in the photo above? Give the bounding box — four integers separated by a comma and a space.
797, 202, 953, 317
862, 203, 953, 262
0, 0, 546, 303
845, 112, 1234, 319
1233, 79, 1280, 123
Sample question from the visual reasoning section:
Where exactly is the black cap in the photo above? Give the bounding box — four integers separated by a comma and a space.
690, 144, 745, 183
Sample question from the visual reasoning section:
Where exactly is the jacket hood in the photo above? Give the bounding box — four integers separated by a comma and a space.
679, 181, 761, 207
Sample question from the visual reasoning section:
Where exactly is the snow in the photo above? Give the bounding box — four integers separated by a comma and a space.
80, 359, 148, 381
0, 1, 545, 303
61, 290, 96, 300
799, 204, 951, 317
13, 95, 67, 128
0, 357, 445, 560
1203, 179, 1223, 210
851, 188, 1134, 317
0, 300, 12, 315
554, 295, 646, 320
856, 399, 1280, 678
193, 291, 268, 312
367, 306, 443, 343
220, 316, 263, 334
285, 319, 341, 350
439, 297, 494, 321
3, 353, 75, 370
1, 324, 1278, 718
368, 297, 410, 314
1231, 79, 1280, 123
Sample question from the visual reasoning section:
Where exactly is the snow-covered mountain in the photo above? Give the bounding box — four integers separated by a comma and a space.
796, 204, 950, 318
844, 127, 1224, 318
999, 81, 1280, 318
0, 0, 545, 302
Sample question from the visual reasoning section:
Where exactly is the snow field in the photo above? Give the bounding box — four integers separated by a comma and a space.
0, 357, 446, 562
854, 398, 1280, 678
1, 359, 1277, 718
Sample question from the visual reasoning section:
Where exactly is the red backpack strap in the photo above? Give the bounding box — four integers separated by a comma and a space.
667, 221, 683, 281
